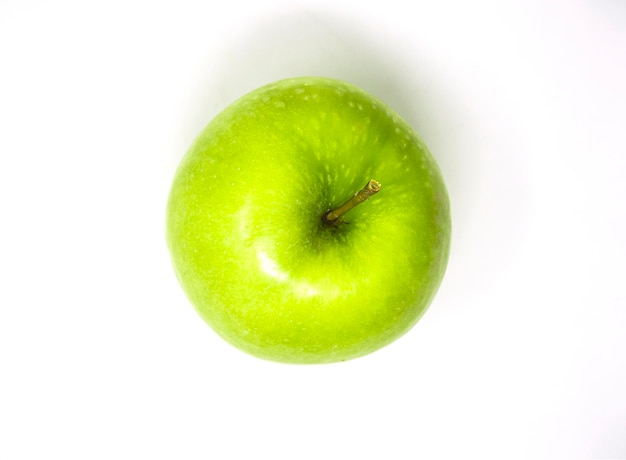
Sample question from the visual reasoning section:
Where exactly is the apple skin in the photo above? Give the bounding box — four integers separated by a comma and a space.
166, 77, 451, 364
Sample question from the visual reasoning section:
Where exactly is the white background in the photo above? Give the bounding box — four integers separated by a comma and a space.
1, 0, 625, 458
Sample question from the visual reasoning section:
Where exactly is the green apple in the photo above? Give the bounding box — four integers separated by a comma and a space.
166, 76, 450, 364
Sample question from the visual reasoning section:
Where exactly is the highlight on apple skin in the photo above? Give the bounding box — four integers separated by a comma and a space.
166, 76, 451, 364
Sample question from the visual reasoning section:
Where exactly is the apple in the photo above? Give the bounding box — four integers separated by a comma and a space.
166, 77, 451, 364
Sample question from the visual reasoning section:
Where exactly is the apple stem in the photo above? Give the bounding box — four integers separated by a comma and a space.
322, 179, 381, 227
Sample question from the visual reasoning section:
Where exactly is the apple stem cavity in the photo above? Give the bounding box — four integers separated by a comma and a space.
322, 179, 381, 227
